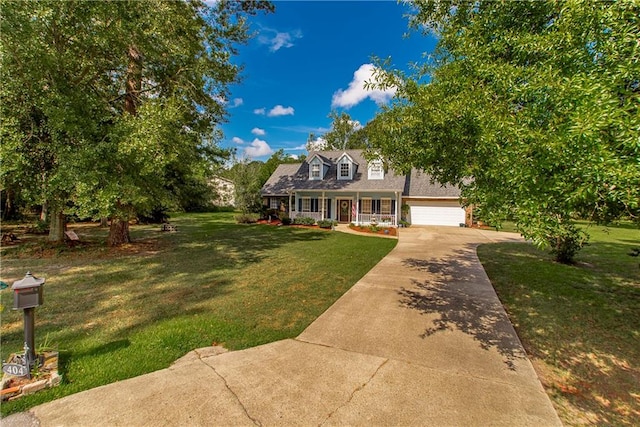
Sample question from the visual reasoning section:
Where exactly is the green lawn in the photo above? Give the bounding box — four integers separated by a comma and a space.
478, 223, 640, 426
0, 212, 396, 415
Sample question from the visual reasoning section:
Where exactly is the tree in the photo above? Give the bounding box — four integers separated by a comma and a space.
369, 0, 639, 263
1, 0, 273, 245
307, 111, 368, 151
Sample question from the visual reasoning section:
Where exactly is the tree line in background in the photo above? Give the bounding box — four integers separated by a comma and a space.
1, 0, 273, 245
368, 0, 639, 263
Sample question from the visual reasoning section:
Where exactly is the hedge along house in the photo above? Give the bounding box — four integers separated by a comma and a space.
261, 150, 470, 227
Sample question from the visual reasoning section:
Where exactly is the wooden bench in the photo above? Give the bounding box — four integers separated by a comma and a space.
64, 230, 80, 246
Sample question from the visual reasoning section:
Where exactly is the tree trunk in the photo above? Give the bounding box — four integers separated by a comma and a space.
40, 201, 48, 222
108, 216, 131, 246
125, 45, 142, 116
100, 217, 109, 227
47, 209, 65, 242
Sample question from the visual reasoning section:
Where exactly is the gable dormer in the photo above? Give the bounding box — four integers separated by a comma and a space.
336, 152, 357, 180
368, 159, 384, 180
307, 154, 329, 180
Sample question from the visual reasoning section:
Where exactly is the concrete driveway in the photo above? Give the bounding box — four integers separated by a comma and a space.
6, 226, 561, 426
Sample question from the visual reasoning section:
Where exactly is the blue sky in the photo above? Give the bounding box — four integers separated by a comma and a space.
220, 1, 437, 161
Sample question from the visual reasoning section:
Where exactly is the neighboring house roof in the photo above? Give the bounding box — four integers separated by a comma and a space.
261, 150, 461, 198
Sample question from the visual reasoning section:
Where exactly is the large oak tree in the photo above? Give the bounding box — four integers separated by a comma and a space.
369, 0, 639, 262
1, 0, 273, 245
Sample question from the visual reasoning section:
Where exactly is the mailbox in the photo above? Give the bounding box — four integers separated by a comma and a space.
12, 272, 45, 310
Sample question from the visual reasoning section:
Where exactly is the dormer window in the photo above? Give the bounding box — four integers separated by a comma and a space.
337, 153, 355, 180
368, 160, 384, 180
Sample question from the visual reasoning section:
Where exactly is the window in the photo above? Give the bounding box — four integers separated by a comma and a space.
270, 198, 280, 209
302, 197, 311, 212
361, 199, 372, 214
340, 163, 350, 178
381, 199, 391, 215
311, 163, 320, 179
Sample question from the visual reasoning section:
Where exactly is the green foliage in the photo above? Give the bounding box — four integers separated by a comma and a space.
317, 219, 337, 229
293, 217, 315, 226
234, 213, 259, 224
398, 220, 411, 228
369, 1, 640, 263
281, 216, 292, 226
307, 110, 368, 151
0, 0, 273, 244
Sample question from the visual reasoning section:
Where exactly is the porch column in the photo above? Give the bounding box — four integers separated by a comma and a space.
288, 192, 293, 219
395, 191, 400, 226
321, 191, 325, 220
356, 191, 360, 225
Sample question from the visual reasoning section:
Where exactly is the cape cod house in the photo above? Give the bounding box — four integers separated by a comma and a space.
261, 150, 470, 227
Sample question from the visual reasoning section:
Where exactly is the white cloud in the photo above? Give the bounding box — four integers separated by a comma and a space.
268, 105, 295, 117
259, 28, 303, 52
244, 138, 274, 158
307, 137, 327, 152
231, 136, 244, 144
254, 108, 266, 115
331, 63, 397, 109
231, 98, 243, 108
251, 127, 266, 136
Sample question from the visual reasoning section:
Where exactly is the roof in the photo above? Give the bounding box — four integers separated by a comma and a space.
261, 150, 461, 198
404, 169, 461, 198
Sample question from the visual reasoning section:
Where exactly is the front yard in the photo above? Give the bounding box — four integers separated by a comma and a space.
0, 212, 396, 415
479, 223, 640, 426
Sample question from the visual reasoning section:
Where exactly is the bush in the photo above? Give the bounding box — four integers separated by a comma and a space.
235, 213, 259, 224
547, 224, 588, 264
293, 217, 315, 226
399, 220, 410, 228
281, 217, 292, 225
317, 219, 337, 229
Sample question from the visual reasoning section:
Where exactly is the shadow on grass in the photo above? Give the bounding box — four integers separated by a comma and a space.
479, 241, 640, 426
398, 248, 527, 370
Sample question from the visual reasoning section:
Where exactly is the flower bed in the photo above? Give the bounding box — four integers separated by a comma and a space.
348, 224, 397, 237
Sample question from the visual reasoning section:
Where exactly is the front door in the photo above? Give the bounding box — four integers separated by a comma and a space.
338, 199, 351, 223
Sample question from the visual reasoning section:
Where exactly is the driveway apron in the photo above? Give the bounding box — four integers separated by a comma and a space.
13, 227, 561, 426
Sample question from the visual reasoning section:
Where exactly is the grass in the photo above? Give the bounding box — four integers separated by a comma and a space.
478, 222, 640, 426
0, 212, 396, 415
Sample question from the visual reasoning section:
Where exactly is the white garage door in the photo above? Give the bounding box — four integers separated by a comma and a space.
409, 201, 466, 227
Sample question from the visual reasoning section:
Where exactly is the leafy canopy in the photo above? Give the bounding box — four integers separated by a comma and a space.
1, 0, 273, 241
369, 0, 639, 261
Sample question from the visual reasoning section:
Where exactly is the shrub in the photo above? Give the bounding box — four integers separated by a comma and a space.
281, 217, 292, 225
547, 224, 588, 264
235, 213, 259, 224
293, 217, 315, 226
399, 220, 410, 228
317, 219, 337, 229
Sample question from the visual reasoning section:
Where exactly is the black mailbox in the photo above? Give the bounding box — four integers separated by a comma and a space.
12, 272, 45, 310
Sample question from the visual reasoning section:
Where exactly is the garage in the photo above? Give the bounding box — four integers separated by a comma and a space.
407, 200, 466, 227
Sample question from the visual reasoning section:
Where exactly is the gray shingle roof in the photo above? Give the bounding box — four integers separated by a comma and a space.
261, 150, 461, 198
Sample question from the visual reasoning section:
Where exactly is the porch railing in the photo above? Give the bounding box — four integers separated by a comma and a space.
356, 214, 397, 226
290, 212, 398, 227
291, 211, 324, 221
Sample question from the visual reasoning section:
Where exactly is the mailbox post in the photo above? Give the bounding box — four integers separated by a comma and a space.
12, 272, 45, 371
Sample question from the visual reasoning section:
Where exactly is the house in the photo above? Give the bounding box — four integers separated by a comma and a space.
209, 176, 235, 207
260, 150, 470, 227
